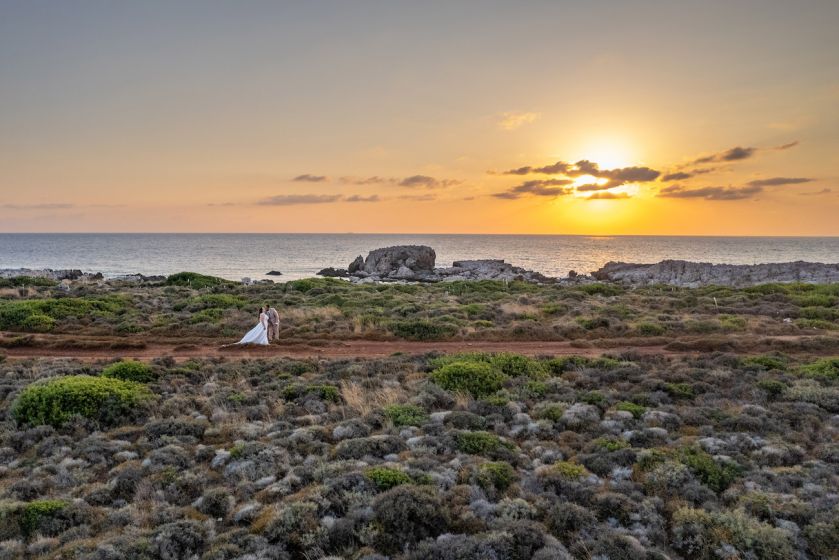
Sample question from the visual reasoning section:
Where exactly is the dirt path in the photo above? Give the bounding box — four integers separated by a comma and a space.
0, 331, 681, 361
1, 331, 835, 362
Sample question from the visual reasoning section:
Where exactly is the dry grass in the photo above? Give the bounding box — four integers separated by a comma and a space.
340, 380, 405, 417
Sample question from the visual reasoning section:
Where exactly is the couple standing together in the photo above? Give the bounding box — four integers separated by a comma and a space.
236, 303, 280, 346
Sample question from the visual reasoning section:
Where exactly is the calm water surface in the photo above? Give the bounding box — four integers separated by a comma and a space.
1, 234, 838, 281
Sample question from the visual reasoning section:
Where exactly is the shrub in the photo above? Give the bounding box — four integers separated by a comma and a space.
282, 383, 340, 402
477, 461, 516, 492
372, 485, 449, 553
742, 355, 787, 371
665, 382, 695, 399
635, 321, 666, 336
534, 403, 566, 422
671, 507, 795, 560
365, 467, 412, 490
430, 361, 506, 398
578, 317, 610, 330
456, 431, 510, 455
19, 499, 68, 538
384, 404, 428, 426
20, 313, 56, 332
391, 319, 457, 341
165, 272, 230, 289
12, 375, 153, 427
798, 357, 839, 381
679, 447, 740, 493
490, 353, 548, 379
595, 437, 631, 452
101, 360, 155, 383
615, 401, 646, 419
548, 461, 587, 480
756, 379, 786, 399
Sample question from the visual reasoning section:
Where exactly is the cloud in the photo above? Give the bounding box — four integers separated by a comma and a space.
398, 175, 460, 188
662, 172, 693, 181
2, 203, 76, 210
497, 111, 540, 131
799, 188, 832, 196
398, 194, 437, 201
658, 184, 763, 201
344, 194, 380, 203
689, 141, 798, 166
493, 179, 573, 199
339, 176, 394, 185
257, 194, 341, 206
584, 191, 630, 200
746, 177, 813, 187
292, 174, 329, 182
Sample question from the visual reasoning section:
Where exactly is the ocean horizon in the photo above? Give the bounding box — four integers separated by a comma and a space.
2, 233, 839, 282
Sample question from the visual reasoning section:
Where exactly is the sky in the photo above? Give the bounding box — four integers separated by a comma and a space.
1, 0, 838, 235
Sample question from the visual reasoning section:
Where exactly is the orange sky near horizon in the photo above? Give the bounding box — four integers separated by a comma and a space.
1, 2, 838, 235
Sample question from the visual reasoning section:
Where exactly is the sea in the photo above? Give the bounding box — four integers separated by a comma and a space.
1, 233, 838, 282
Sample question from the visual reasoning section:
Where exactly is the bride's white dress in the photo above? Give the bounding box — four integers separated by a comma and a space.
237, 312, 269, 345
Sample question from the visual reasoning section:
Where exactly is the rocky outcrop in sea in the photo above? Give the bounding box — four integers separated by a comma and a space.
592, 259, 839, 287
318, 245, 557, 284
0, 268, 102, 281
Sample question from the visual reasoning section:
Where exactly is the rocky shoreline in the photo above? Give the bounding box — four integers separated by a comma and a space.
5, 246, 839, 287
591, 259, 839, 287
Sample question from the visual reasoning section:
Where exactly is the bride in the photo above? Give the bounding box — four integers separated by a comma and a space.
235, 306, 270, 346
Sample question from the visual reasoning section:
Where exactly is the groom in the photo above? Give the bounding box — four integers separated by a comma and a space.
265, 303, 280, 342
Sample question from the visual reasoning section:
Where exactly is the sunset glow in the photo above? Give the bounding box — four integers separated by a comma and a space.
0, 2, 837, 235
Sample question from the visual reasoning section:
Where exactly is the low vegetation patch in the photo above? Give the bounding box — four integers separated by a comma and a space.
430, 360, 506, 398
101, 360, 156, 383
12, 375, 153, 427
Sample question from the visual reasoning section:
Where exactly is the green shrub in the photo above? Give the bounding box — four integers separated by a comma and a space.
595, 437, 631, 452
384, 404, 427, 427
456, 431, 510, 455
391, 319, 457, 341
577, 317, 610, 330
796, 319, 837, 330
365, 467, 412, 490
190, 293, 246, 309
281, 383, 340, 402
165, 272, 231, 289
490, 353, 548, 379
0, 276, 57, 288
742, 355, 787, 371
101, 360, 155, 383
671, 507, 795, 560
791, 293, 836, 307
12, 375, 153, 427
19, 313, 56, 332
579, 390, 606, 406
680, 447, 740, 493
798, 357, 839, 381
615, 401, 646, 419
549, 461, 587, 480
477, 461, 516, 492
635, 322, 665, 336
534, 403, 566, 422
20, 499, 68, 538
756, 379, 786, 399
430, 361, 506, 398
665, 382, 695, 399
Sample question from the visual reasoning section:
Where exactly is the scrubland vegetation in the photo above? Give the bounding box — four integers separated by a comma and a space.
2, 275, 839, 351
0, 350, 837, 559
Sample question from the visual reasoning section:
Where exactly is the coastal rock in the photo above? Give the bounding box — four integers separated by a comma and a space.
316, 267, 349, 278
334, 247, 558, 284
358, 245, 436, 275
348, 256, 364, 273
266, 270, 283, 276
592, 259, 839, 287
0, 268, 101, 281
